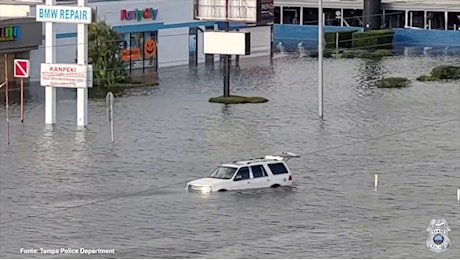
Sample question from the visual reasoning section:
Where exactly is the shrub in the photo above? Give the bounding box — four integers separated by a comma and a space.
375, 77, 410, 88
430, 65, 460, 80
209, 95, 269, 104
325, 30, 358, 49
352, 29, 394, 50
416, 75, 438, 82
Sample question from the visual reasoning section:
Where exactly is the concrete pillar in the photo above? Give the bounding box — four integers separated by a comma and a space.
363, 0, 382, 30
444, 11, 448, 30
424, 10, 427, 29
410, 11, 413, 27
77, 0, 89, 127
45, 0, 56, 125
299, 7, 304, 25
340, 8, 344, 27
404, 10, 409, 27
280, 6, 284, 24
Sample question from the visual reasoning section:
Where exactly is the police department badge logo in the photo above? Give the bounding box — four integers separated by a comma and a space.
426, 219, 451, 253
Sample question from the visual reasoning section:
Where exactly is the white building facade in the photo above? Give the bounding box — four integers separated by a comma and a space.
0, 0, 271, 84
24, 0, 271, 82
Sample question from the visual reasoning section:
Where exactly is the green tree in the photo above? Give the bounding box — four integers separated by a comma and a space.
88, 21, 127, 88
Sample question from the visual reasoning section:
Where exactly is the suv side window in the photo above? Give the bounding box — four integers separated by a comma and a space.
250, 165, 267, 178
268, 163, 289, 175
234, 167, 250, 181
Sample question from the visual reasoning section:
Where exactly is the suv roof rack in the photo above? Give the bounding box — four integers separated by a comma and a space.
232, 152, 300, 164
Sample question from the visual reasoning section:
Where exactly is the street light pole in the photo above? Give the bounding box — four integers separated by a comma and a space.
318, 0, 324, 119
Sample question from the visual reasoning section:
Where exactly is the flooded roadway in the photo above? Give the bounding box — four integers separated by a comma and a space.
0, 52, 459, 258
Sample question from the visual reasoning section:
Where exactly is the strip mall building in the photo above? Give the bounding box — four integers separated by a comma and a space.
0, 0, 271, 84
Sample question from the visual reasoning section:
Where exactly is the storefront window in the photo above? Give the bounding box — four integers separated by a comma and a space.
120, 31, 158, 72
143, 32, 157, 69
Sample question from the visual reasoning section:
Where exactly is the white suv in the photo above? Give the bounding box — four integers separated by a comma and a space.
186, 152, 300, 193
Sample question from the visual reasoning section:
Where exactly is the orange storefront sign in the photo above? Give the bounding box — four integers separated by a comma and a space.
121, 48, 141, 62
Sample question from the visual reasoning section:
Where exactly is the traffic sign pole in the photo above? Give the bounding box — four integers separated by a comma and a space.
13, 59, 29, 123
20, 78, 24, 123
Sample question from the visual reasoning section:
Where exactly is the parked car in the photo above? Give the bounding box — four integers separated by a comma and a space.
186, 152, 300, 193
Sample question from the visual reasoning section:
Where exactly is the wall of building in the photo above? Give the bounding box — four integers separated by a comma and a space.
240, 26, 272, 58
28, 0, 202, 81
0, 4, 32, 17
25, 0, 274, 82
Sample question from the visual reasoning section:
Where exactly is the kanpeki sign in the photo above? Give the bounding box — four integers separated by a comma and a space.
120, 8, 159, 21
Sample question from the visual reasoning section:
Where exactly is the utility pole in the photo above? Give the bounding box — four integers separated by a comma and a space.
318, 0, 324, 119
223, 21, 231, 97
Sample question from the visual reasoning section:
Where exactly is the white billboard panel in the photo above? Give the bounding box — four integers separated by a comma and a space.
203, 31, 251, 55
40, 63, 93, 88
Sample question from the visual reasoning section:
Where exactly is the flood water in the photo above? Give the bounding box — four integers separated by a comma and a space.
0, 51, 459, 258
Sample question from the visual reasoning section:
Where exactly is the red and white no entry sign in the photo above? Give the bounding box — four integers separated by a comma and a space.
14, 59, 30, 78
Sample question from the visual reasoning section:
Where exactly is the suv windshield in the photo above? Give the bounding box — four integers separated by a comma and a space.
209, 166, 237, 179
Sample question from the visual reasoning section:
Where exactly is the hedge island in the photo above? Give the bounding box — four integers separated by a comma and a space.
209, 95, 269, 104
375, 77, 411, 88
417, 65, 460, 82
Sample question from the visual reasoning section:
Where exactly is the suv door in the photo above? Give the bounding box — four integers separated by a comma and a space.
232, 166, 251, 190
249, 164, 270, 188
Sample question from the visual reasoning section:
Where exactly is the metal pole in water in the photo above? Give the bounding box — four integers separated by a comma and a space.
374, 174, 379, 191
223, 21, 231, 97
4, 54, 10, 145
457, 188, 460, 202
318, 0, 324, 119
106, 92, 114, 143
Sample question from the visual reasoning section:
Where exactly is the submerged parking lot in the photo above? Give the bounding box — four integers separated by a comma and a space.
1, 53, 459, 258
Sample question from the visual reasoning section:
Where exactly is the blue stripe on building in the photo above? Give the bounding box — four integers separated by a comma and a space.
45, 21, 218, 39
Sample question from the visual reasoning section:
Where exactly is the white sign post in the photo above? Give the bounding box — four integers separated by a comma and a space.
43, 0, 56, 125
36, 0, 93, 127
77, 0, 89, 127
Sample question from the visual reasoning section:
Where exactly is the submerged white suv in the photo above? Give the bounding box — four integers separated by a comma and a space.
186, 152, 300, 193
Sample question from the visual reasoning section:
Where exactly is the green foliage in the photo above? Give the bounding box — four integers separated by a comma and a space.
310, 49, 333, 58
340, 52, 357, 58
209, 95, 269, 104
352, 29, 394, 50
430, 65, 460, 80
375, 77, 410, 88
325, 30, 358, 49
416, 75, 438, 82
416, 65, 460, 82
371, 49, 393, 57
88, 21, 127, 88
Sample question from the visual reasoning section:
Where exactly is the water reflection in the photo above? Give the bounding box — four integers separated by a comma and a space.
356, 59, 387, 88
